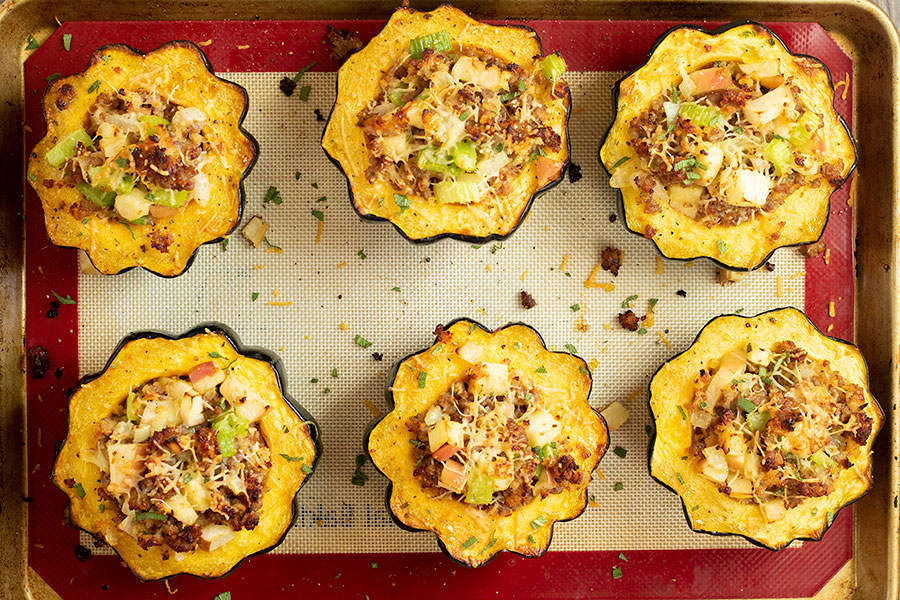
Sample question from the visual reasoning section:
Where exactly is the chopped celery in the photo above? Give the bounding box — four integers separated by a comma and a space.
45, 128, 93, 168
388, 85, 409, 106
810, 450, 837, 470
212, 412, 250, 458
678, 103, 720, 128
88, 166, 136, 195
434, 179, 480, 204
75, 182, 116, 207
746, 409, 770, 432
788, 110, 821, 148
416, 146, 461, 176
409, 30, 452, 59
540, 53, 567, 82
465, 470, 494, 505
139, 114, 171, 135
764, 137, 792, 176
147, 188, 188, 207
126, 391, 138, 423
451, 139, 478, 172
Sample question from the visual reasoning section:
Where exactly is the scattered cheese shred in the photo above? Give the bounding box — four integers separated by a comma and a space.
658, 330, 672, 349
253, 264, 265, 270
197, 39, 212, 47
655, 255, 664, 275
643, 311, 655, 328
485, 265, 492, 271
827, 324, 834, 332
337, 261, 347, 269
776, 275, 783, 298
834, 72, 850, 100
625, 388, 643, 403
588, 498, 601, 508
520, 269, 528, 282
588, 358, 599, 371
683, 261, 694, 268
236, 44, 250, 50
559, 253, 569, 273
340, 322, 350, 331
365, 399, 383, 417
789, 271, 805, 280
315, 220, 323, 244
584, 263, 616, 291
824, 248, 831, 266
829, 301, 836, 317
165, 580, 178, 595
595, 469, 606, 481
273, 289, 279, 298
603, 323, 611, 331
267, 301, 293, 306
265, 247, 283, 254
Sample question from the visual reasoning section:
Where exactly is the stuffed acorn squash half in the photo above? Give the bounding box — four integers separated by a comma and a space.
367, 320, 608, 567
649, 308, 882, 549
600, 22, 856, 271
322, 6, 571, 243
52, 326, 319, 580
28, 41, 257, 277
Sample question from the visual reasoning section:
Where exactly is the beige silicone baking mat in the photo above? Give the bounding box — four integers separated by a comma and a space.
78, 70, 804, 554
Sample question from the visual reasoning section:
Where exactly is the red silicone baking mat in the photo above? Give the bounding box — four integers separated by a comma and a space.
23, 19, 855, 600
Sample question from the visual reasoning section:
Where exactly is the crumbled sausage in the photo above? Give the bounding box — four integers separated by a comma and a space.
600, 246, 624, 276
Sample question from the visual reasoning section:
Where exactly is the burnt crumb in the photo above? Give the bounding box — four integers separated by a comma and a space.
884, 264, 891, 272
74, 544, 91, 562
314, 109, 325, 122
763, 261, 775, 272
47, 300, 60, 319
279, 76, 297, 97
371, 352, 384, 362
325, 25, 363, 64
800, 240, 826, 258
520, 290, 537, 309
22, 496, 33, 503
600, 246, 624, 276
102, 585, 108, 591
567, 162, 583, 183
27, 345, 50, 379
608, 214, 617, 223
618, 310, 641, 331
54, 366, 64, 380
676, 289, 687, 297
55, 83, 76, 111
432, 324, 445, 337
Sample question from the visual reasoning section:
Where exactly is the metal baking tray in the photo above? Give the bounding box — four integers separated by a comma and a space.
2, 1, 899, 599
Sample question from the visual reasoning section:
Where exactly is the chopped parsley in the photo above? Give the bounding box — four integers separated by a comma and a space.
391, 286, 401, 292
530, 515, 547, 529
51, 290, 75, 305
564, 343, 578, 354
737, 397, 756, 413
716, 239, 729, 255
610, 156, 631, 169
74, 482, 85, 498
676, 472, 685, 484
351, 454, 368, 486
221, 238, 229, 251
490, 242, 504, 254
298, 85, 311, 102
26, 34, 39, 50
280, 453, 302, 462
357, 249, 367, 259
292, 62, 315, 82
459, 110, 470, 121
294, 171, 302, 180
826, 510, 835, 526
637, 327, 648, 335
612, 566, 623, 580
134, 510, 167, 521
648, 298, 659, 311
618, 552, 628, 562
208, 351, 224, 359
251, 292, 260, 301
417, 371, 427, 389
87, 80, 101, 93
263, 186, 283, 204
300, 464, 313, 474
579, 366, 590, 376
513, 342, 522, 350
613, 446, 627, 459
613, 482, 624, 491
331, 368, 338, 378
535, 365, 547, 374
621, 294, 638, 309
354, 335, 372, 349
394, 193, 411, 214
62, 33, 72, 52
461, 536, 478, 549
311, 209, 324, 221
571, 303, 581, 312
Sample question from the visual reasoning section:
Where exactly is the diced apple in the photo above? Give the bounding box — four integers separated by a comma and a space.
200, 523, 236, 552
744, 452, 762, 480
428, 419, 450, 453
189, 361, 226, 395
724, 169, 772, 207
439, 460, 468, 493
451, 56, 505, 92
668, 184, 703, 219
107, 443, 148, 495
729, 477, 754, 498
469, 362, 510, 397
705, 350, 747, 407
165, 379, 195, 403
180, 393, 205, 427
726, 451, 746, 472
761, 500, 787, 523
600, 401, 630, 432
746, 344, 772, 366
185, 477, 211, 512
701, 447, 729, 484
525, 408, 561, 447
220, 375, 270, 422
114, 188, 152, 222
445, 421, 464, 448
456, 342, 484, 364
431, 443, 461, 462
167, 492, 199, 525
241, 215, 268, 248
743, 85, 794, 127
738, 60, 784, 89
689, 67, 733, 94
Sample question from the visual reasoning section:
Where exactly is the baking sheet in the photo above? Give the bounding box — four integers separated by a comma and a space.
21, 17, 866, 600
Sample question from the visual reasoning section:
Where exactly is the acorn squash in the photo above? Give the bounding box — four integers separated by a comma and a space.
28, 41, 258, 277
599, 22, 856, 271
322, 5, 571, 243
649, 308, 882, 549
366, 320, 608, 567
52, 325, 319, 580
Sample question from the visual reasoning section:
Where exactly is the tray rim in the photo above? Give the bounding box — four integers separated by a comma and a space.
1, 1, 898, 599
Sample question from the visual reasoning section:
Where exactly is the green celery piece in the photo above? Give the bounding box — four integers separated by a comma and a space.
416, 146, 461, 176
540, 53, 567, 81
75, 182, 116, 207
126, 391, 138, 423
810, 450, 837, 469
147, 188, 188, 207
88, 166, 136, 195
764, 137, 792, 176
465, 470, 494, 505
388, 86, 408, 106
46, 128, 93, 168
789, 110, 821, 149
451, 139, 478, 172
212, 416, 237, 458
678, 103, 720, 128
746, 409, 771, 432
409, 30, 452, 59
434, 179, 480, 204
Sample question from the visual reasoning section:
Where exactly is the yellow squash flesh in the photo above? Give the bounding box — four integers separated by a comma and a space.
28, 42, 257, 276
649, 308, 882, 549
367, 320, 608, 566
322, 6, 570, 242
52, 328, 318, 580
600, 23, 856, 270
